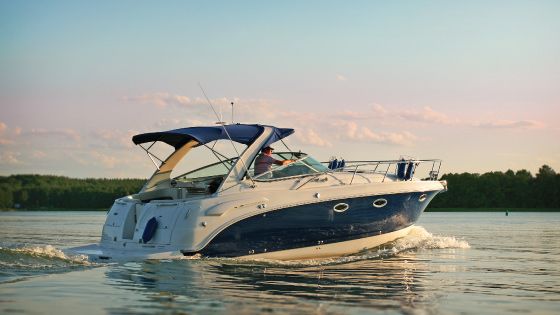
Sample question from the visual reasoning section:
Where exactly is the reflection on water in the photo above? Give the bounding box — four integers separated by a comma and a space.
99, 225, 469, 313
104, 254, 438, 314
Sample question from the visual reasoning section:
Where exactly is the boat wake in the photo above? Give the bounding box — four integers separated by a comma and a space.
392, 225, 470, 251
0, 245, 95, 283
0, 227, 469, 275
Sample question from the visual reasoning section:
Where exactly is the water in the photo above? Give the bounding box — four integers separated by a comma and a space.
1, 211, 558, 314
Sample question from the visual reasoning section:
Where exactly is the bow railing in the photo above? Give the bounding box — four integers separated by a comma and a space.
324, 159, 442, 184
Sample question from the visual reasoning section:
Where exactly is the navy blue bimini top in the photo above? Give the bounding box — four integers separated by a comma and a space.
132, 124, 294, 149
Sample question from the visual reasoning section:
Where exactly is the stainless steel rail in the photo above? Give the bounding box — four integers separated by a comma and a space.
324, 159, 442, 184
296, 159, 442, 190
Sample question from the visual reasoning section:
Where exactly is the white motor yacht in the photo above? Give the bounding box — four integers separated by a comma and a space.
70, 124, 446, 261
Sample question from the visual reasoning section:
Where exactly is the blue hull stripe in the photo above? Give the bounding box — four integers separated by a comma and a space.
198, 191, 439, 257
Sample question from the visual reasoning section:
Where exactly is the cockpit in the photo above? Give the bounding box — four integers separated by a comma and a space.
171, 152, 329, 193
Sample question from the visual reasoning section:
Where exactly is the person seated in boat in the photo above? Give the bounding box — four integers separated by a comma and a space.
254, 146, 294, 177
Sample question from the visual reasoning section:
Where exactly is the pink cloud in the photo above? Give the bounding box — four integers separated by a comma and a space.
474, 120, 545, 129
122, 93, 244, 111
294, 128, 332, 147
26, 128, 81, 142
331, 120, 417, 145
336, 104, 389, 120
32, 150, 47, 159
0, 151, 22, 164
154, 118, 207, 128
122, 93, 282, 125
91, 150, 119, 168
398, 106, 456, 125
0, 122, 20, 145
92, 129, 138, 148
122, 93, 192, 108
336, 74, 348, 81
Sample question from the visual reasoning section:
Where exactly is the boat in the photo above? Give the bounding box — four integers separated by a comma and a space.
70, 123, 447, 261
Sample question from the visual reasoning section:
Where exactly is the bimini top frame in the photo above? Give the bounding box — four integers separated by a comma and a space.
132, 124, 294, 194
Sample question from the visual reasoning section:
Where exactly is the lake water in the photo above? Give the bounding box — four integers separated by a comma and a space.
0, 211, 558, 315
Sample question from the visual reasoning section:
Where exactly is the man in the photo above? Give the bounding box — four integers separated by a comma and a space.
254, 146, 294, 177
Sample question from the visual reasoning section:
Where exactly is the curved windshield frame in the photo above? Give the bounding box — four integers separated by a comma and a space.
172, 151, 329, 186
251, 152, 329, 181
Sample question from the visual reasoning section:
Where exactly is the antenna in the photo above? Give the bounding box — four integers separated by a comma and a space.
215, 102, 226, 125
198, 83, 255, 186
231, 101, 234, 124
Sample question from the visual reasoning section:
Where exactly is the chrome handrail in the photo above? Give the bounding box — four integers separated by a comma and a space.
293, 159, 442, 190
323, 159, 442, 185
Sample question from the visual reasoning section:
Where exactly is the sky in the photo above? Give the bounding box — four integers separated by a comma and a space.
1, 1, 559, 179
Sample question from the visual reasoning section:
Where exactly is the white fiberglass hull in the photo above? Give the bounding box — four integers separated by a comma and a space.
68, 225, 414, 262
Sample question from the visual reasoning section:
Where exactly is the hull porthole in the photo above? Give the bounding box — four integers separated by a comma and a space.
373, 198, 388, 208
333, 203, 349, 213
419, 194, 428, 202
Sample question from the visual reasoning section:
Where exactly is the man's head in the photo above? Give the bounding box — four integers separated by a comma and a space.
262, 146, 274, 155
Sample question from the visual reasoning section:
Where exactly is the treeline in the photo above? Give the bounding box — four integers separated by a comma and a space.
430, 165, 560, 209
0, 175, 144, 210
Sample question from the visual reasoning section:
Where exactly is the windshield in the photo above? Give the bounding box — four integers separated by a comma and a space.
251, 152, 329, 181
174, 157, 237, 182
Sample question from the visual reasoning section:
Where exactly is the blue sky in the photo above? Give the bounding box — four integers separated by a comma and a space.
1, 1, 559, 178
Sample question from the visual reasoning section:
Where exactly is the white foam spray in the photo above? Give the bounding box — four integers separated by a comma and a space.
9, 245, 92, 265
